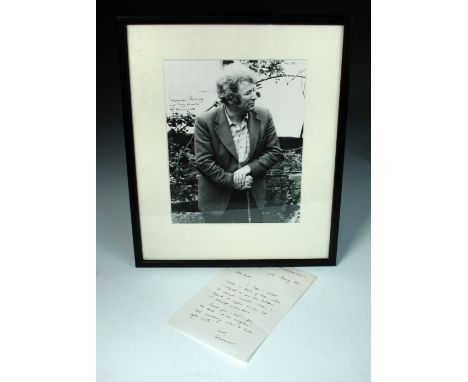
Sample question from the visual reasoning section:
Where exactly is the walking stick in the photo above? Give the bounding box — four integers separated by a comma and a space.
247, 190, 252, 223
239, 162, 252, 223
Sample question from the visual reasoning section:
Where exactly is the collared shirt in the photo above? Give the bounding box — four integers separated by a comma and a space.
224, 107, 250, 165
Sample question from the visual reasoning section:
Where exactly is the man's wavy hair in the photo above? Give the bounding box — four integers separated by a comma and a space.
216, 63, 259, 105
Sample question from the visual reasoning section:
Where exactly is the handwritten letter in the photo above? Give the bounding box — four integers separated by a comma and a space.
168, 268, 317, 362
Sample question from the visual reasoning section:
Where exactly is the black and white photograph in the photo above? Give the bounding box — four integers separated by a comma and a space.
164, 59, 306, 224
119, 22, 350, 263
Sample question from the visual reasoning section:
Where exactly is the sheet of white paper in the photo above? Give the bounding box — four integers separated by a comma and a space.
168, 267, 317, 362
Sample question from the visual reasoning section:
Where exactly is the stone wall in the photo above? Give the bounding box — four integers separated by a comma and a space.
265, 171, 302, 206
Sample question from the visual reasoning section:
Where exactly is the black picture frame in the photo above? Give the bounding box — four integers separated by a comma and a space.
117, 16, 352, 267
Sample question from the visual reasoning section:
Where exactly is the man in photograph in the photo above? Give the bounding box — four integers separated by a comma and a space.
194, 63, 283, 223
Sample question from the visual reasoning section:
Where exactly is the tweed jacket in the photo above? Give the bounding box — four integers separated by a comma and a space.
194, 105, 283, 216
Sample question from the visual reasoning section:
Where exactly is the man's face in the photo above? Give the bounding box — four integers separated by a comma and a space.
235, 80, 258, 113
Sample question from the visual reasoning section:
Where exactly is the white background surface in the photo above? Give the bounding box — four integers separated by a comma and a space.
96, 149, 370, 382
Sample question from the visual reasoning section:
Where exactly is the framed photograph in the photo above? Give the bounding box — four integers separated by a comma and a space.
118, 16, 352, 266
